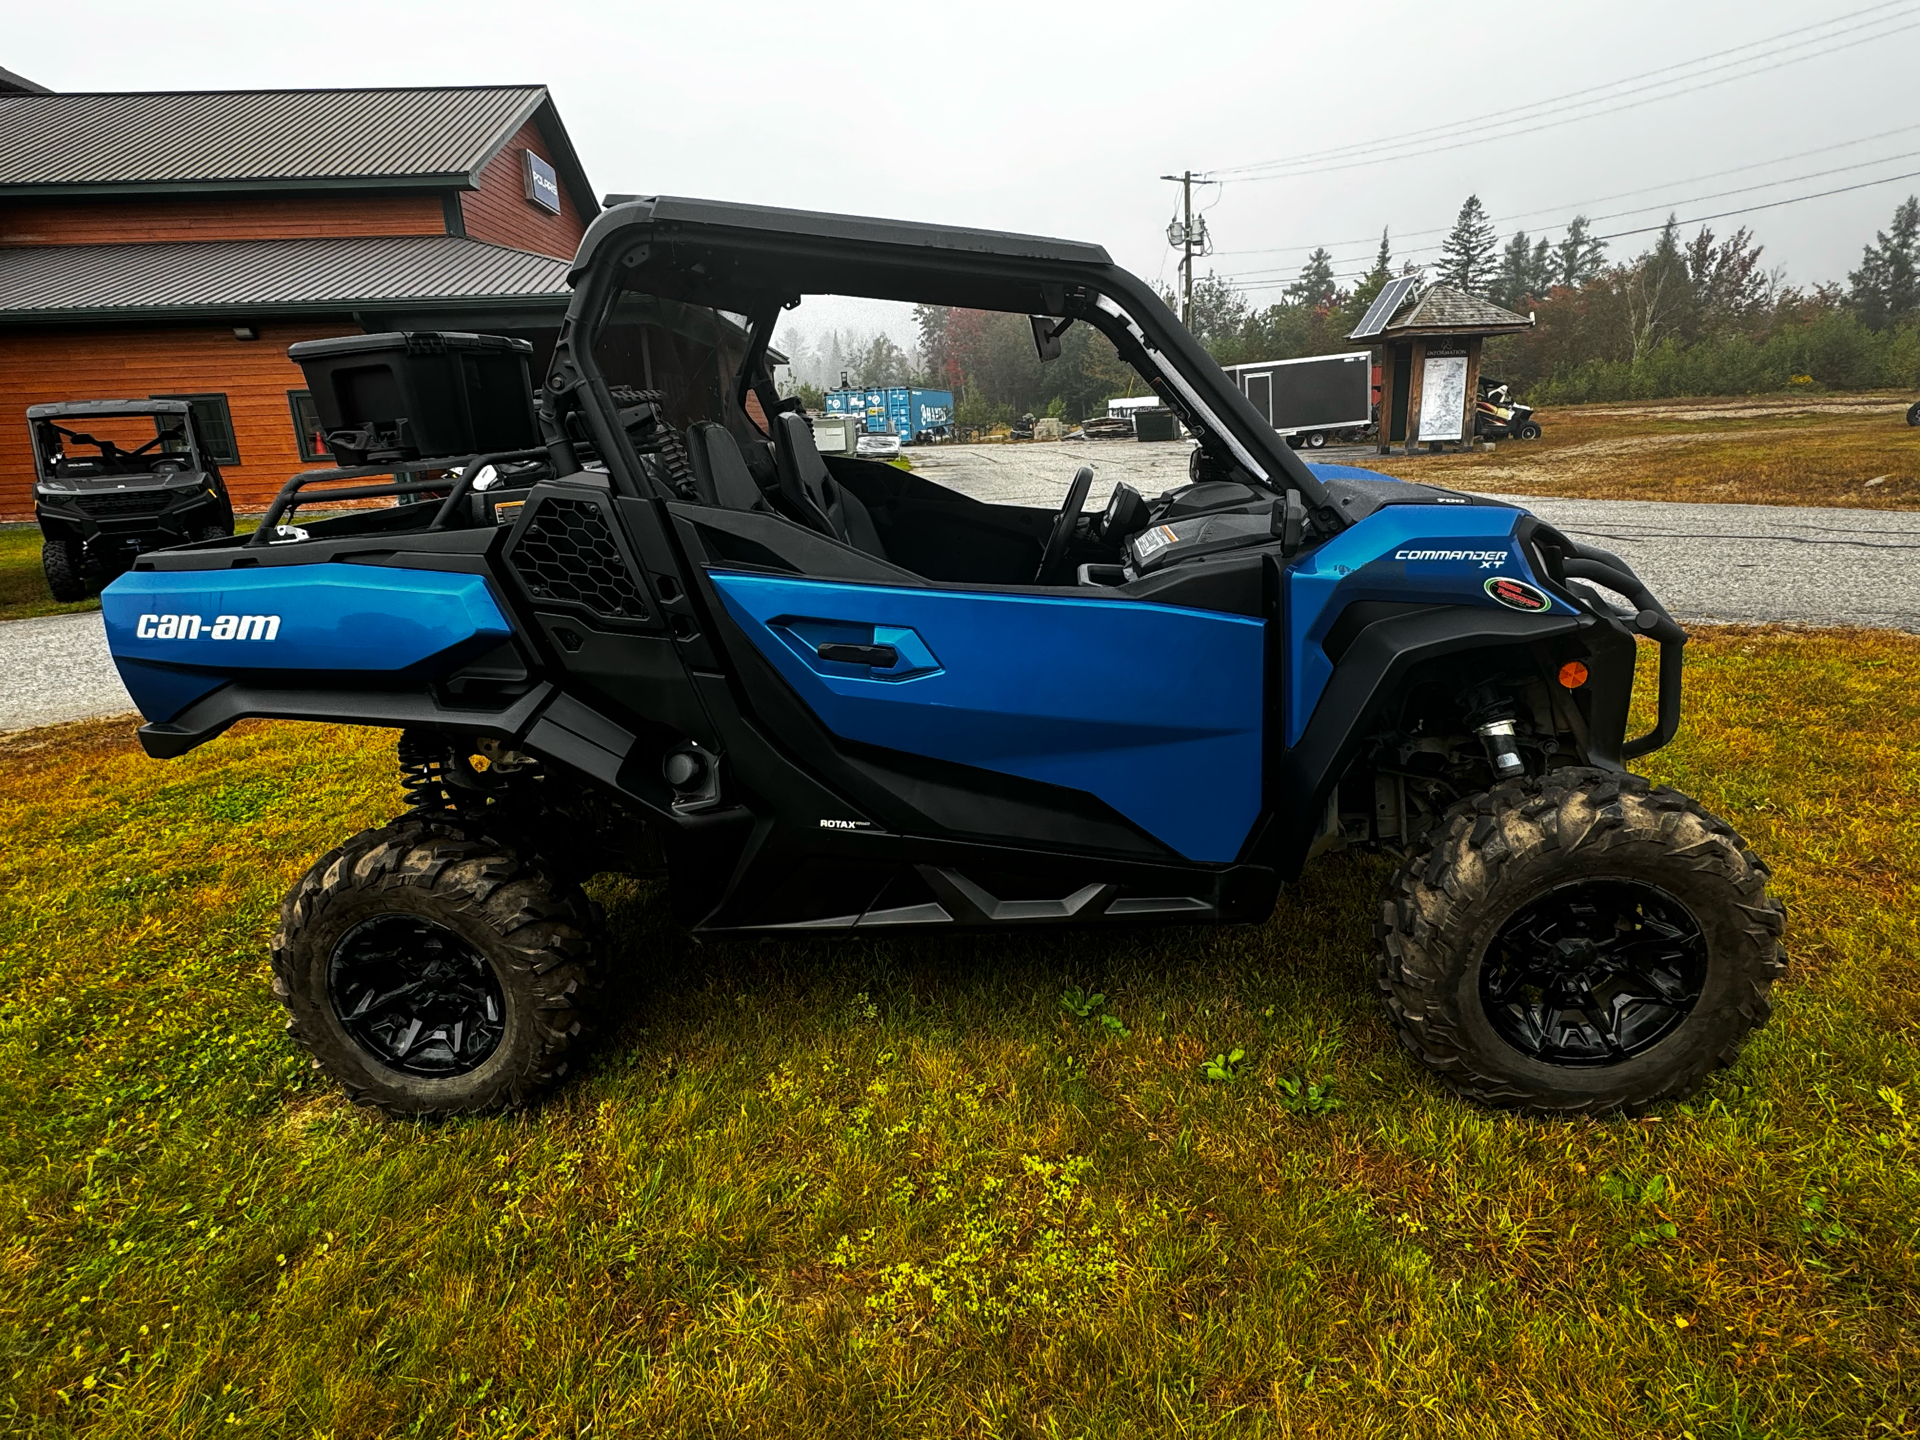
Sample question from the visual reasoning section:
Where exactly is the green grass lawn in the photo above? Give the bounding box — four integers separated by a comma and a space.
0, 517, 308, 623
0, 526, 99, 622
1, 628, 1916, 1437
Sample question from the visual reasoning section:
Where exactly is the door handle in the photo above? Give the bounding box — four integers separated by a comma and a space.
816, 641, 899, 667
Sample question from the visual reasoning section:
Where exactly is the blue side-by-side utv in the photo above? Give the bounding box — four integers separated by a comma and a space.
100, 197, 1785, 1119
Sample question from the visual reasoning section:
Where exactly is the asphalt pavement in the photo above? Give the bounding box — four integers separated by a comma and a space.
4, 469, 1917, 733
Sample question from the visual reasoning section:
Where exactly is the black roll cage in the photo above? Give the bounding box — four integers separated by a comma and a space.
538, 196, 1338, 523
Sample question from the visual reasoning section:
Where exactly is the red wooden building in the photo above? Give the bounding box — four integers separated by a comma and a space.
0, 79, 598, 517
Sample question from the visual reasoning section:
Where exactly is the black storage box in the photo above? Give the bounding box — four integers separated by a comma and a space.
287, 331, 539, 465
1132, 407, 1178, 442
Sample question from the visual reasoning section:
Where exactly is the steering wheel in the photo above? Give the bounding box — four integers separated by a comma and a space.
1034, 465, 1095, 584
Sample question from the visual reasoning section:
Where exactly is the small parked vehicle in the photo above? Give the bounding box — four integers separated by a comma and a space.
855, 430, 903, 459
29, 399, 233, 600
102, 197, 1783, 1124
1476, 378, 1542, 441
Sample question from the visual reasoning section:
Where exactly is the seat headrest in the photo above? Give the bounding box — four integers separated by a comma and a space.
685, 422, 767, 513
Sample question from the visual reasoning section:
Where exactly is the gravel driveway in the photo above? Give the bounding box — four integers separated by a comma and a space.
4, 452, 1915, 733
1, 611, 134, 730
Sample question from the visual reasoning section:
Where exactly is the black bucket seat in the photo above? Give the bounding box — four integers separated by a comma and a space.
771, 412, 888, 560
684, 422, 773, 513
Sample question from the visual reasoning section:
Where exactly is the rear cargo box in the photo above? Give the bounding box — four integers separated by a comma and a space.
287, 332, 538, 465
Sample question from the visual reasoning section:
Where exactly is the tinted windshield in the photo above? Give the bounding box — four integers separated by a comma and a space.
34, 414, 192, 480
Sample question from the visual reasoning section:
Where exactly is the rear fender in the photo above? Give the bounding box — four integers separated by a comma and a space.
103, 564, 521, 748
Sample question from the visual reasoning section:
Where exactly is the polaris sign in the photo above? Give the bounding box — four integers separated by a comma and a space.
522, 151, 561, 214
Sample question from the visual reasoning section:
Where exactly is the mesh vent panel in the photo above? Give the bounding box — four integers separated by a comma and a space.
508, 497, 649, 620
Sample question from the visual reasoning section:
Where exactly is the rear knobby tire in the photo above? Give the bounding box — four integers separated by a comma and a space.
270, 818, 604, 1118
1375, 769, 1786, 1116
42, 538, 89, 602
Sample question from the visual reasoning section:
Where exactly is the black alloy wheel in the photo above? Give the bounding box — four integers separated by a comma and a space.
272, 816, 603, 1116
328, 914, 505, 1077
1478, 879, 1706, 1067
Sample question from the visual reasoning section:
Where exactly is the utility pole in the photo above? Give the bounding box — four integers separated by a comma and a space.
1161, 171, 1210, 329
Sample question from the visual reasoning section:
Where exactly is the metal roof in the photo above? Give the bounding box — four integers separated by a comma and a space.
0, 65, 49, 95
0, 86, 550, 192
0, 235, 571, 322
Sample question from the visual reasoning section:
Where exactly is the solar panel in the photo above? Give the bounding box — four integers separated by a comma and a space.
1349, 274, 1418, 340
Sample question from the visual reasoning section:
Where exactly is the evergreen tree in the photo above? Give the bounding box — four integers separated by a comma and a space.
1848, 195, 1920, 329
1437, 194, 1498, 295
1284, 247, 1338, 307
1351, 229, 1395, 309
1186, 271, 1255, 360
1553, 215, 1607, 288
1494, 230, 1555, 311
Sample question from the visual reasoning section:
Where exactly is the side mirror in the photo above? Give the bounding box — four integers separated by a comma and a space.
1271, 488, 1307, 555
1030, 314, 1071, 363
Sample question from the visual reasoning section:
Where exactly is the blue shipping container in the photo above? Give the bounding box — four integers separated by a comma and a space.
823, 387, 955, 443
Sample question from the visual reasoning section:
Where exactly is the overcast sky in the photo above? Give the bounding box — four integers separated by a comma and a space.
11, 0, 1920, 344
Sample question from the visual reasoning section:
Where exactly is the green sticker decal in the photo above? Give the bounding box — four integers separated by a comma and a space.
1485, 577, 1552, 612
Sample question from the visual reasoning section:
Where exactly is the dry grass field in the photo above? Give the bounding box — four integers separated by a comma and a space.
0, 627, 1915, 1437
1360, 393, 1920, 509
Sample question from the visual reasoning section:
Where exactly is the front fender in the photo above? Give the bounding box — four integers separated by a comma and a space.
1258, 605, 1588, 879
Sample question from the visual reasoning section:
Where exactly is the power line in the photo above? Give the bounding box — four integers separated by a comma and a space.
1209, 120, 1920, 261
1210, 0, 1915, 175
1594, 165, 1920, 240
1222, 16, 1920, 184
1215, 164, 1920, 294
1210, 1, 1920, 181
1220, 146, 1920, 282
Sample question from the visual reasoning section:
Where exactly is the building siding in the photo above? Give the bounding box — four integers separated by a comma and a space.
0, 193, 448, 247
0, 320, 361, 518
459, 119, 587, 261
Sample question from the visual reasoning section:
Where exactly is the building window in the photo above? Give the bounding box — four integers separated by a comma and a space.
287, 390, 328, 463
151, 393, 240, 466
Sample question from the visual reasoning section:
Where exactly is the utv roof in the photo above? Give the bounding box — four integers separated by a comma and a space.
578, 195, 1113, 286
28, 399, 193, 418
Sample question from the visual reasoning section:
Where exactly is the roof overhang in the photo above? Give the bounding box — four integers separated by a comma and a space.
0, 174, 483, 200
1367, 322, 1535, 342
28, 399, 193, 418
4, 293, 575, 326
0, 235, 572, 326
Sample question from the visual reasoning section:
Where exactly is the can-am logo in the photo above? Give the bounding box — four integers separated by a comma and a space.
135, 613, 281, 640
1395, 547, 1507, 569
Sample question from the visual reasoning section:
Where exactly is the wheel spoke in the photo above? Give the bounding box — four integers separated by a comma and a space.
328, 915, 505, 1078
1478, 879, 1706, 1069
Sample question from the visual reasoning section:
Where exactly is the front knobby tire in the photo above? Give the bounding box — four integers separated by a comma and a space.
270, 818, 604, 1118
42, 539, 89, 602
1375, 769, 1786, 1116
